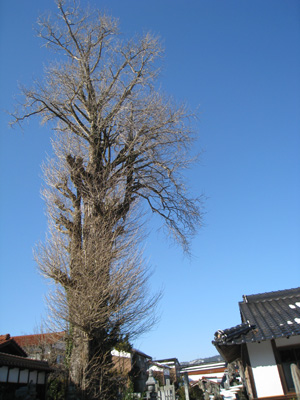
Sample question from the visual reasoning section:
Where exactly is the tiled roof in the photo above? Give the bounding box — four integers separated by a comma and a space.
13, 332, 65, 347
0, 352, 53, 372
132, 348, 152, 359
213, 287, 300, 345
150, 361, 171, 369
213, 323, 257, 345
0, 334, 27, 357
0, 334, 52, 371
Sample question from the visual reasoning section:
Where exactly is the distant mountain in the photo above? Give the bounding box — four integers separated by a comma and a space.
181, 354, 223, 367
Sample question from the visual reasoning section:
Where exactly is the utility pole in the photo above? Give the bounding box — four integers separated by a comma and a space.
183, 372, 190, 400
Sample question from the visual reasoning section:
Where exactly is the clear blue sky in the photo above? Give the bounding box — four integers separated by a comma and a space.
0, 0, 299, 362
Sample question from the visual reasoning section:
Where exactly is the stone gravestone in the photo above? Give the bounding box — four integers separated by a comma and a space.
145, 369, 158, 399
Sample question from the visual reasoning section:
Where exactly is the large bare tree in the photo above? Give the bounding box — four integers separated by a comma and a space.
12, 1, 202, 398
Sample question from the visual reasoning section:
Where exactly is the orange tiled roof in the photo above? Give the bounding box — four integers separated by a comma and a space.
13, 332, 65, 347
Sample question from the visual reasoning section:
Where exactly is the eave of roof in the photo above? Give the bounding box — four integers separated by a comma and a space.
181, 361, 226, 372
155, 358, 180, 366
132, 348, 152, 359
0, 352, 53, 372
150, 361, 171, 369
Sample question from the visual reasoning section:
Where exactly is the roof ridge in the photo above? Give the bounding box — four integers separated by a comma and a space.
241, 287, 300, 303
13, 331, 64, 339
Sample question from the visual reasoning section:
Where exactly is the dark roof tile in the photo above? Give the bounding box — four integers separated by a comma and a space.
0, 352, 53, 372
213, 287, 300, 345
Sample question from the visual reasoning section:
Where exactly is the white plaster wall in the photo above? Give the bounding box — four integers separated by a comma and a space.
187, 374, 201, 382
29, 370, 38, 384
8, 368, 19, 383
247, 341, 283, 398
19, 369, 29, 383
188, 372, 224, 383
0, 366, 8, 382
111, 349, 131, 358
37, 371, 46, 384
275, 335, 300, 347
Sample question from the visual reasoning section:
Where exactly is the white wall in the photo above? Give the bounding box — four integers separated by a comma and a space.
111, 349, 131, 358
8, 368, 19, 383
247, 341, 283, 398
37, 371, 46, 384
0, 366, 8, 382
187, 372, 224, 383
0, 367, 46, 385
29, 370, 38, 384
275, 335, 300, 347
19, 369, 29, 384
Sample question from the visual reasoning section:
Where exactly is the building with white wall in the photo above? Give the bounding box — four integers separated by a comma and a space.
0, 334, 52, 399
213, 287, 300, 399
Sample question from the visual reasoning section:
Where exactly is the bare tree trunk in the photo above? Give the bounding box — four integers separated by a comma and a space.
69, 328, 89, 392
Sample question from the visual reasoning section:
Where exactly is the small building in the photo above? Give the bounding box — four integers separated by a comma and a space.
149, 360, 172, 386
181, 360, 226, 383
131, 349, 152, 392
111, 348, 152, 392
0, 334, 52, 399
154, 358, 181, 384
212, 287, 300, 400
